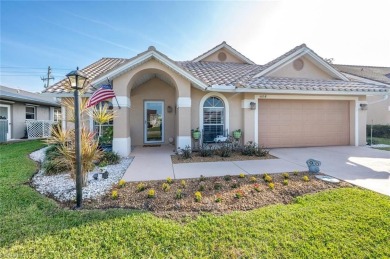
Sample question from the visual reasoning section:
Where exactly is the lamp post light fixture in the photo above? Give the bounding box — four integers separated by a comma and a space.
66, 68, 88, 208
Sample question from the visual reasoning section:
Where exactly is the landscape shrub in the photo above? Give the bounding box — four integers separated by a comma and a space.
366, 124, 390, 139
215, 194, 222, 203
268, 183, 275, 190
43, 145, 71, 175
234, 189, 244, 199
147, 189, 155, 198
111, 190, 118, 199
118, 179, 126, 188
194, 191, 202, 202
253, 183, 261, 192
166, 177, 173, 184
303, 175, 310, 182
180, 180, 186, 188
198, 183, 205, 191
162, 183, 170, 192
136, 183, 146, 192
42, 159, 70, 175
178, 145, 192, 159
264, 175, 273, 183
238, 173, 245, 178
223, 175, 232, 181
231, 180, 239, 188
282, 173, 289, 179
99, 151, 120, 166
283, 179, 289, 186
214, 181, 223, 190
175, 189, 183, 199
241, 142, 270, 157
198, 144, 213, 157
217, 144, 232, 157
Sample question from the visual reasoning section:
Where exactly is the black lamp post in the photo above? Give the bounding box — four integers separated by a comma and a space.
66, 68, 88, 208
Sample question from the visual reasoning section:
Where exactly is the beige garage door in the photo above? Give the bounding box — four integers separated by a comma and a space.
258, 99, 350, 148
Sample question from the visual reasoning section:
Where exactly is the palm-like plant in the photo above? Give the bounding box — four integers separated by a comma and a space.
47, 96, 114, 187
88, 103, 116, 138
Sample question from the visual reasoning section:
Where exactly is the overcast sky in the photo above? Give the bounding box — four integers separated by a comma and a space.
1, 0, 389, 93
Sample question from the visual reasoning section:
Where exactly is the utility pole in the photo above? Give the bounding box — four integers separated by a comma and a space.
41, 66, 54, 88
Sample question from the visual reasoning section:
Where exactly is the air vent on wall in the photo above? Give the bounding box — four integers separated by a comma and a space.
293, 58, 304, 71
218, 52, 227, 62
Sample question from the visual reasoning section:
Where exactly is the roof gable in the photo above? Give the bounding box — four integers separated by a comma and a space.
92, 46, 208, 91
254, 44, 349, 81
192, 41, 256, 65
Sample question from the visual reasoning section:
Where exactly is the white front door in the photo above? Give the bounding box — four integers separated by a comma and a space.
144, 101, 164, 143
0, 104, 11, 140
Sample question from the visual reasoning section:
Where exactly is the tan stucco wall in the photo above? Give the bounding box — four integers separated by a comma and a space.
269, 56, 335, 80
129, 77, 176, 145
201, 48, 245, 64
367, 95, 390, 125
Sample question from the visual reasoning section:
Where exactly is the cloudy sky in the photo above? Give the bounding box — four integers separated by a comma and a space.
1, 0, 389, 92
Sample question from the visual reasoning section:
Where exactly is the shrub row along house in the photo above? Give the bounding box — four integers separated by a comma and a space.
43, 42, 389, 156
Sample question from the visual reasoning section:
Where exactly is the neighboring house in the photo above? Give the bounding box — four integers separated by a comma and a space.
0, 85, 61, 141
334, 65, 390, 125
43, 42, 388, 156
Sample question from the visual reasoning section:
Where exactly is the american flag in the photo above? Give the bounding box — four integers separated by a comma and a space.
86, 85, 116, 108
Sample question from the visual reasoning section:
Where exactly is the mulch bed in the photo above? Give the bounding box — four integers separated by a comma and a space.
171, 152, 277, 164
84, 172, 352, 220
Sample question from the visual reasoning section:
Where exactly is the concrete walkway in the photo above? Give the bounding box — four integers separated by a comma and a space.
123, 145, 390, 196
122, 145, 176, 182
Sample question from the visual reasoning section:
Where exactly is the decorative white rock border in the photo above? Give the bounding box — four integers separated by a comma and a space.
29, 148, 133, 202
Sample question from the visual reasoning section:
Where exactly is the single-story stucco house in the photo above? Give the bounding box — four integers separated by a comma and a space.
43, 42, 389, 156
0, 85, 61, 141
334, 65, 390, 125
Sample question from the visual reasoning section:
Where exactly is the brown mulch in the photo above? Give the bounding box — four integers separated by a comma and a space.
84, 172, 352, 220
171, 152, 277, 164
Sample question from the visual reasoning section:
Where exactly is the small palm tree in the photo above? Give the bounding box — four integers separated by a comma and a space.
88, 103, 116, 138
47, 96, 116, 187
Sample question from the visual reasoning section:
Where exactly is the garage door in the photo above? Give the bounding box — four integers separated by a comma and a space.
258, 99, 350, 148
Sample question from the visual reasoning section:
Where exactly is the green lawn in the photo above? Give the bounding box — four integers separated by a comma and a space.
368, 137, 390, 151
1, 141, 389, 258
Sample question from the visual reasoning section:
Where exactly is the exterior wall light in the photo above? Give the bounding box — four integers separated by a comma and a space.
360, 103, 368, 110
66, 68, 88, 208
250, 102, 256, 110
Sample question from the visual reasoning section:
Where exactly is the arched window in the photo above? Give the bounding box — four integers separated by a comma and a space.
203, 96, 225, 142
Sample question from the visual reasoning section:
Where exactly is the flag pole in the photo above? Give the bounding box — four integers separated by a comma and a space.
107, 78, 121, 109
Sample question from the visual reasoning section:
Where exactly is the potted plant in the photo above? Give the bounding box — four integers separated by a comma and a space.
192, 128, 201, 140
233, 129, 242, 140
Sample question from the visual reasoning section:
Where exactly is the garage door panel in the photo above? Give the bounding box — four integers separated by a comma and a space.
258, 99, 350, 148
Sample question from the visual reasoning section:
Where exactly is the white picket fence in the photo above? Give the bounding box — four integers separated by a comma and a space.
26, 120, 56, 139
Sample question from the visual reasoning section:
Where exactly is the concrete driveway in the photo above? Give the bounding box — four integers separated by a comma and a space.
271, 146, 390, 196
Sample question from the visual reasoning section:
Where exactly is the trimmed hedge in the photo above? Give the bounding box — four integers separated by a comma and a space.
366, 124, 390, 138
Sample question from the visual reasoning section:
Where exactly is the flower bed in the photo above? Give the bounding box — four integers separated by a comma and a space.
85, 171, 352, 219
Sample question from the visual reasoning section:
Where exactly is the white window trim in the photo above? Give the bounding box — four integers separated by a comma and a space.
25, 105, 37, 120
199, 92, 230, 138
